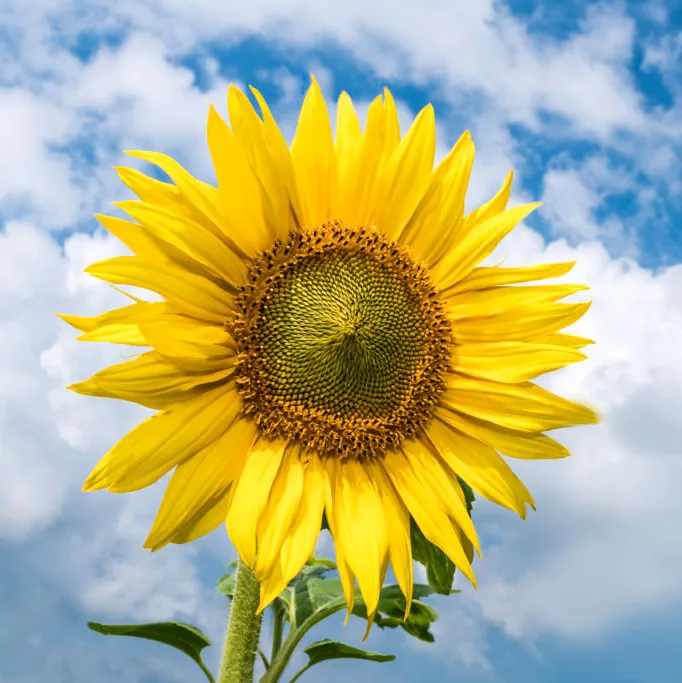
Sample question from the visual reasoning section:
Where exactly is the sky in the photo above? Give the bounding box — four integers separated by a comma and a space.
1, 0, 681, 681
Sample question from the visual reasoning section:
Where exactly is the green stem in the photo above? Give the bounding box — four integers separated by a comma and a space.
260, 598, 346, 683
270, 600, 285, 663
199, 659, 217, 683
287, 663, 313, 683
218, 561, 263, 683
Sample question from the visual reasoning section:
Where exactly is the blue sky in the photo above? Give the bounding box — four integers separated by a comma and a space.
1, 1, 682, 682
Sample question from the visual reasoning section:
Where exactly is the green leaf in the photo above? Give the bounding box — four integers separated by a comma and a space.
305, 556, 336, 570
306, 578, 345, 611
216, 560, 241, 598
378, 583, 435, 605
320, 511, 330, 531
293, 577, 345, 626
409, 478, 475, 595
278, 584, 296, 617
304, 638, 395, 665
351, 584, 441, 643
271, 556, 338, 626
399, 601, 438, 643
87, 621, 215, 682
351, 583, 433, 618
410, 520, 457, 594
458, 476, 475, 514
293, 577, 345, 629
216, 572, 236, 598
409, 478, 475, 594
288, 640, 395, 683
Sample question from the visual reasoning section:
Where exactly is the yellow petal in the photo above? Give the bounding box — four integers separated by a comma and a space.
226, 438, 288, 568
382, 450, 476, 586
323, 458, 357, 617
290, 75, 337, 228
206, 105, 272, 257
445, 284, 589, 319
104, 210, 229, 295
373, 104, 436, 242
452, 341, 587, 383
79, 324, 148, 346
85, 256, 235, 324
328, 459, 388, 619
124, 150, 247, 259
401, 130, 474, 265
431, 203, 542, 290
115, 200, 247, 288
451, 301, 592, 343
256, 558, 286, 616
382, 88, 401, 156
168, 488, 233, 546
57, 301, 165, 346
143, 312, 237, 347
441, 376, 599, 432
145, 417, 259, 550
279, 452, 327, 581
369, 461, 413, 619
460, 169, 514, 236
536, 332, 595, 349
228, 86, 290, 243
95, 214, 162, 260
68, 351, 234, 410
446, 261, 575, 296
335, 91, 363, 158
82, 381, 241, 492
254, 444, 305, 581
107, 283, 144, 303
249, 85, 304, 233
334, 91, 363, 219
426, 418, 535, 517
138, 319, 235, 372
115, 165, 189, 217
341, 93, 392, 225
257, 451, 326, 612
435, 407, 570, 460
401, 438, 479, 552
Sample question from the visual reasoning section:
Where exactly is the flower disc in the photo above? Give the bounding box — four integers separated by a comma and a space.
232, 220, 452, 460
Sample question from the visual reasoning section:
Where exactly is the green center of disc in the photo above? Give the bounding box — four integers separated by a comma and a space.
254, 249, 429, 419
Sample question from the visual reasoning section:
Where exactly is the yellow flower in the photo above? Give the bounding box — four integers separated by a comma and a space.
62, 76, 597, 628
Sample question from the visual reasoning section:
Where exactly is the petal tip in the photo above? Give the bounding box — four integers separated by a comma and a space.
362, 614, 376, 641
82, 475, 105, 492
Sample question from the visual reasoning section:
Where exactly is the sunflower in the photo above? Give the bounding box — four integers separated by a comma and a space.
62, 76, 597, 627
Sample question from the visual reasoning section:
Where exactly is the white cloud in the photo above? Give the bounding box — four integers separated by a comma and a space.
0, 32, 237, 230
102, 0, 646, 138
0, 221, 234, 681
538, 153, 647, 258
0, 0, 651, 141
69, 33, 235, 175
0, 91, 81, 228
542, 167, 603, 240
449, 228, 682, 645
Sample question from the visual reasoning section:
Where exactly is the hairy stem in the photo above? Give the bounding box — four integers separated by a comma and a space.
217, 561, 263, 683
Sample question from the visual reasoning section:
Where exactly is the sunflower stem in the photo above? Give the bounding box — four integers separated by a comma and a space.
218, 561, 263, 683
261, 598, 347, 683
270, 599, 285, 663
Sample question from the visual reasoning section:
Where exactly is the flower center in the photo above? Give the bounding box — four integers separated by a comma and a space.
231, 220, 452, 460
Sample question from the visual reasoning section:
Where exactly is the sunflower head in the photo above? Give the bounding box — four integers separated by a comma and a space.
62, 75, 598, 628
